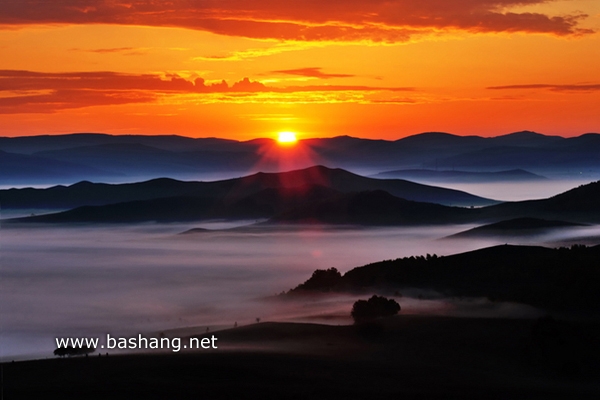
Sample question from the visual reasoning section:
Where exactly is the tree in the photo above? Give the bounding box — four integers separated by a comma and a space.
351, 295, 400, 324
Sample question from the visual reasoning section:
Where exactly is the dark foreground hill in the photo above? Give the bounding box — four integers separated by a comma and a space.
289, 244, 600, 314
5, 316, 600, 399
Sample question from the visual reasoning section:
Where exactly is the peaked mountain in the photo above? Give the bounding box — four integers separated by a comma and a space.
232, 166, 495, 206
1, 165, 495, 210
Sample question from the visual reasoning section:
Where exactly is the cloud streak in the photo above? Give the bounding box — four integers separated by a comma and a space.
0, 1, 592, 42
0, 70, 414, 113
487, 83, 600, 92
271, 67, 354, 79
70, 47, 147, 56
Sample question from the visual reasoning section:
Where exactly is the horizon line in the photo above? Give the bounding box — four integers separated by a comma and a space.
2, 130, 600, 142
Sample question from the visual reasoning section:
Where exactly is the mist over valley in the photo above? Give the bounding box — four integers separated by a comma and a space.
2, 132, 600, 399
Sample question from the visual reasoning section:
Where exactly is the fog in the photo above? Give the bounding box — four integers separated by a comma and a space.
401, 179, 597, 202
4, 220, 597, 360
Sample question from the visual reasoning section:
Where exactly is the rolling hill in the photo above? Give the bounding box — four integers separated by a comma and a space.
478, 180, 600, 223
18, 185, 343, 223
1, 165, 495, 211
289, 244, 600, 313
7, 170, 600, 226
447, 218, 584, 238
270, 190, 473, 225
270, 179, 600, 226
372, 169, 546, 183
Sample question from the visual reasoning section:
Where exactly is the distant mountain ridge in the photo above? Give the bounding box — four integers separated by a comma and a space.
0, 150, 119, 184
1, 131, 599, 184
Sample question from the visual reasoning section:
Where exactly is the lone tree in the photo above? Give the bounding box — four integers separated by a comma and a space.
351, 295, 400, 324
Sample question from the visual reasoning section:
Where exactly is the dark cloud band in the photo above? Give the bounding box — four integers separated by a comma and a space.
0, 0, 592, 41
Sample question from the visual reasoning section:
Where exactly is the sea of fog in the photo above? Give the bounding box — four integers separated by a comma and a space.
402, 179, 596, 202
3, 220, 600, 361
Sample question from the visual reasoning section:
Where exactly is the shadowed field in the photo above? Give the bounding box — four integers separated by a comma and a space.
4, 316, 600, 399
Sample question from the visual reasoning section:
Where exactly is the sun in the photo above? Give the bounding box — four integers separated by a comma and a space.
277, 131, 298, 145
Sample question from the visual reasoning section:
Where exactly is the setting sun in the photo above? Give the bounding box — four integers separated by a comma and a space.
277, 131, 298, 145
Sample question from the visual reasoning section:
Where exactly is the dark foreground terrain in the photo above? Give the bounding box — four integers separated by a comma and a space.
3, 316, 600, 399
289, 244, 600, 314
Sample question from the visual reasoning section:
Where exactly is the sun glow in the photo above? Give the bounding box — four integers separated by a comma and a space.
277, 131, 298, 145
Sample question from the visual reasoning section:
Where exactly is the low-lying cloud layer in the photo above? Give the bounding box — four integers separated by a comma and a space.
4, 221, 597, 358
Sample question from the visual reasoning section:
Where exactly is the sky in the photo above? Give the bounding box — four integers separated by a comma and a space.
1, 0, 599, 140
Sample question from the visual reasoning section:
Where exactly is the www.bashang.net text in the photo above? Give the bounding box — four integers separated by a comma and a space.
55, 334, 218, 353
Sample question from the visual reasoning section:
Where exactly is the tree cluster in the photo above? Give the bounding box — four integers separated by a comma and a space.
53, 346, 95, 357
351, 295, 400, 324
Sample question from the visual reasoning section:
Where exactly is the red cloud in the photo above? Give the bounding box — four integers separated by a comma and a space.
0, 70, 414, 113
0, 1, 592, 41
0, 89, 156, 114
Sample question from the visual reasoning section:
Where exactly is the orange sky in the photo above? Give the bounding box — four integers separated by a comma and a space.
1, 0, 599, 140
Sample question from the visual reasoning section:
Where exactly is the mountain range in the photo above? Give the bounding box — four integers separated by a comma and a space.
2, 131, 599, 184
3, 166, 493, 223
4, 165, 600, 225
